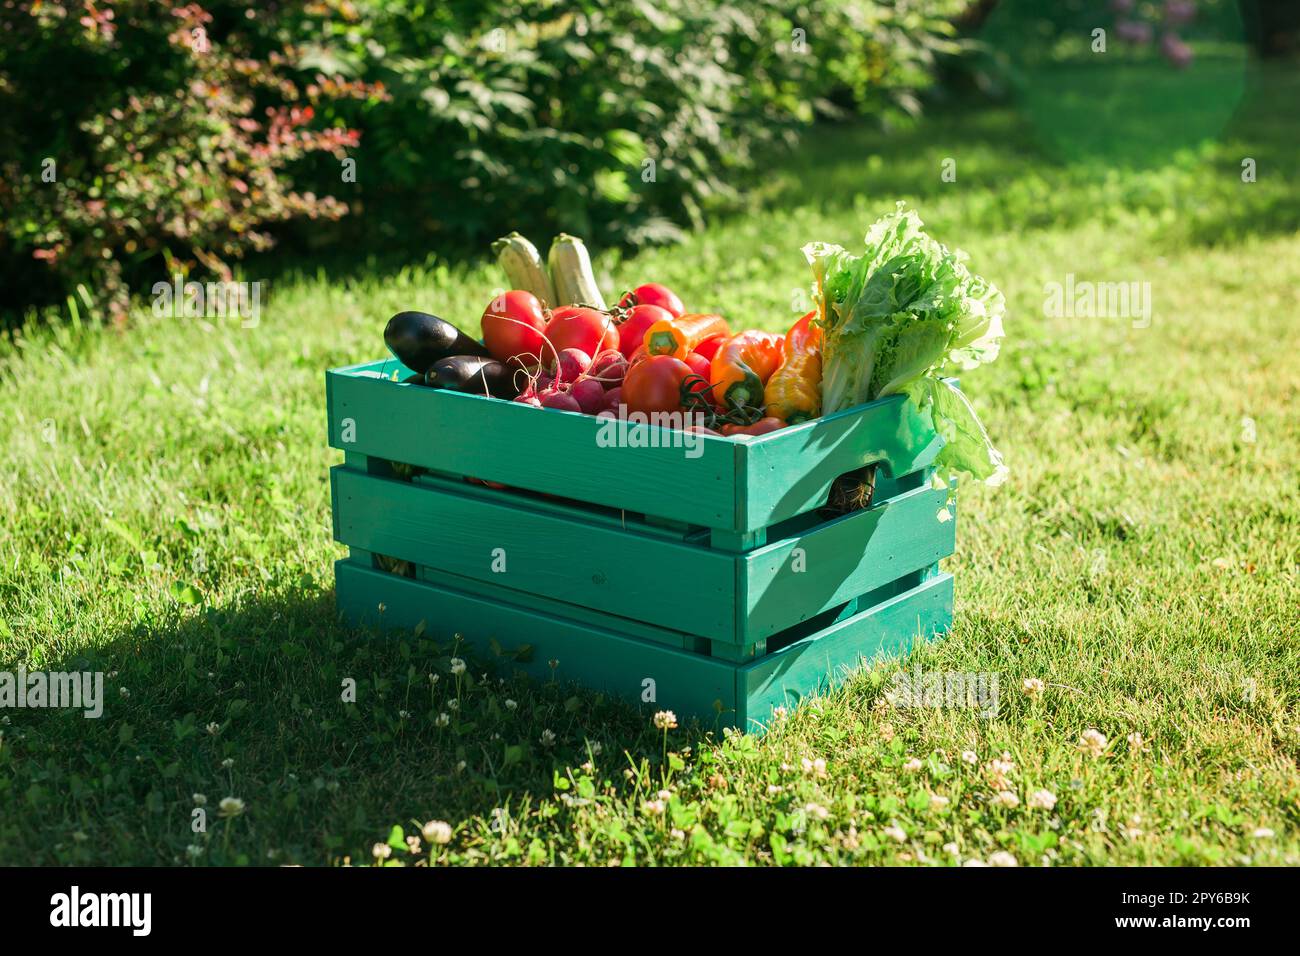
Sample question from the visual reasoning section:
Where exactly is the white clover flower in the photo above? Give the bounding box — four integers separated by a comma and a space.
988, 851, 1018, 867
653, 710, 678, 731
192, 793, 207, 807
1127, 731, 1149, 752
449, 658, 466, 676
883, 825, 908, 843
943, 841, 960, 856
1078, 728, 1108, 757
589, 741, 602, 756
991, 790, 1020, 808
903, 757, 924, 773
399, 710, 411, 719
405, 836, 422, 854
930, 794, 951, 811
504, 699, 517, 710
422, 820, 453, 845
428, 673, 440, 685
372, 842, 392, 860
206, 722, 221, 735
772, 706, 788, 721
186, 844, 204, 859
670, 828, 686, 840
962, 859, 990, 867
218, 797, 245, 818
119, 687, 130, 699
447, 699, 459, 711
1028, 789, 1058, 811
1252, 827, 1275, 839
657, 789, 673, 801
804, 802, 831, 821
221, 758, 234, 769
435, 712, 450, 727
540, 728, 556, 747
961, 750, 978, 765
1021, 677, 1045, 699
641, 799, 666, 816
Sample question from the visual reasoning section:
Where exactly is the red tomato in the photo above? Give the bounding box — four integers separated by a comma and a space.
622, 355, 694, 415
619, 283, 685, 318
543, 307, 616, 364
616, 303, 672, 357
683, 351, 712, 399
692, 334, 726, 362
481, 291, 546, 367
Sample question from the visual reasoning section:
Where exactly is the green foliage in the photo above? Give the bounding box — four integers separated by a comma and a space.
0, 0, 968, 319
0, 1, 382, 319
306, 0, 969, 250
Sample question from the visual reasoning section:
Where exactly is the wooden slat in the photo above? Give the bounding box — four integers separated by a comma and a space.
737, 391, 945, 532
740, 483, 955, 642
326, 361, 741, 529
737, 572, 954, 731
332, 466, 737, 640
335, 560, 739, 725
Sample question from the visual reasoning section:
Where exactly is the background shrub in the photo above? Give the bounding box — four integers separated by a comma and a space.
0, 0, 970, 320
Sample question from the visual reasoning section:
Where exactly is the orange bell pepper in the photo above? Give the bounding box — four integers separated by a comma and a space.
708, 330, 784, 412
643, 313, 730, 359
764, 310, 822, 424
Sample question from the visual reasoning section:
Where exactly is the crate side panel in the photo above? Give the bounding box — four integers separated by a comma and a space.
326, 367, 740, 529
742, 484, 955, 641
737, 573, 954, 731
740, 392, 943, 531
332, 467, 736, 640
335, 561, 739, 727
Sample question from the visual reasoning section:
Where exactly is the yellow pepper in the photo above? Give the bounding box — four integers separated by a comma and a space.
764, 310, 822, 424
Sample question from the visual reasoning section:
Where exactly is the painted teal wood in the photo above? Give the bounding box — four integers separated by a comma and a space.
416, 564, 699, 651
331, 461, 954, 648
740, 483, 955, 641
326, 361, 953, 532
333, 466, 736, 638
736, 393, 944, 532
326, 358, 960, 730
334, 558, 952, 730
328, 360, 740, 528
336, 560, 739, 724
736, 572, 953, 730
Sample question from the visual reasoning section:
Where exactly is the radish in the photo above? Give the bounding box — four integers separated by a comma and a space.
538, 388, 582, 413
570, 377, 608, 414
552, 347, 592, 385
588, 349, 628, 389
603, 386, 623, 412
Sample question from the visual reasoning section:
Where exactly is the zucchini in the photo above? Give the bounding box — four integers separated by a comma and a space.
548, 234, 606, 310
492, 232, 557, 307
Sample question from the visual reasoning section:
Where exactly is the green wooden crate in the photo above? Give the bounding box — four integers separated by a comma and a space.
326, 357, 957, 731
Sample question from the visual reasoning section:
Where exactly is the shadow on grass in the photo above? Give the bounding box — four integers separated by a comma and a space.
2, 581, 711, 866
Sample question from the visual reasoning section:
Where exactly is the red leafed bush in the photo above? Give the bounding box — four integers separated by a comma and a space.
0, 1, 380, 321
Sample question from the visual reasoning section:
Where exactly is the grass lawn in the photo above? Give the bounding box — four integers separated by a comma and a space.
1, 68, 1297, 866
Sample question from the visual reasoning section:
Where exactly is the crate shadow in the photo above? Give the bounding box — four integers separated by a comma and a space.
19, 583, 715, 862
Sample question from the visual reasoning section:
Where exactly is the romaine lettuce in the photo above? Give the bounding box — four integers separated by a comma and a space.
803, 203, 1007, 487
